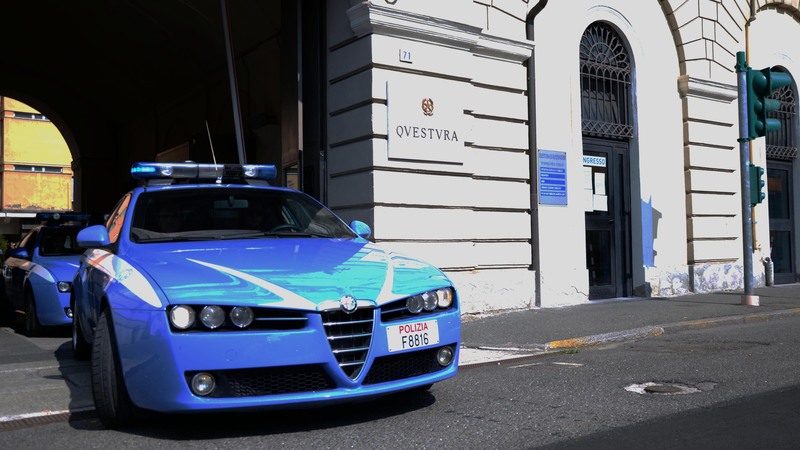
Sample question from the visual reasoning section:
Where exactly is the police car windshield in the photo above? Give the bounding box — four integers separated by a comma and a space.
39, 228, 85, 256
130, 188, 356, 243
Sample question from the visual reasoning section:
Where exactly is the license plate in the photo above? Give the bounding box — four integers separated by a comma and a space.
387, 319, 439, 352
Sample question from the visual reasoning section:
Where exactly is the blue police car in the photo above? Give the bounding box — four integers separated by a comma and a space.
71, 162, 460, 427
2, 213, 89, 336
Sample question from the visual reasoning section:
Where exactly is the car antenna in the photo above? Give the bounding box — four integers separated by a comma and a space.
205, 120, 222, 183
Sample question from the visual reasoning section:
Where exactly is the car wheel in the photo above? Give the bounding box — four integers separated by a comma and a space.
71, 302, 91, 360
92, 308, 137, 428
24, 289, 41, 337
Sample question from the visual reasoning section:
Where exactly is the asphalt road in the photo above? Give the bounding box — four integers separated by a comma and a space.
2, 315, 800, 448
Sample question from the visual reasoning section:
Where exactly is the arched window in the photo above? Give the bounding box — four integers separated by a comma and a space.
579, 22, 633, 139
766, 71, 797, 160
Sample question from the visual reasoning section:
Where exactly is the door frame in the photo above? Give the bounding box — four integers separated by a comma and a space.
767, 159, 797, 284
584, 137, 632, 299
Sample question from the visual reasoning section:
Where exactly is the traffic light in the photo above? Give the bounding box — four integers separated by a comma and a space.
749, 163, 766, 206
747, 68, 793, 138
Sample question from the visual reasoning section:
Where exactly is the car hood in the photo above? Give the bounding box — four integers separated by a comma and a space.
128, 238, 451, 310
36, 255, 82, 282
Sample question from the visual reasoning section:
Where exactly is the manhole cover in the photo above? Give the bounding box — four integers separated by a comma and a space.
625, 382, 701, 395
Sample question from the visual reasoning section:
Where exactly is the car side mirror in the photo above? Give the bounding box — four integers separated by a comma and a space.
349, 220, 371, 239
77, 225, 111, 248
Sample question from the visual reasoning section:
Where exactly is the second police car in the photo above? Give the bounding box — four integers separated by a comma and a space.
2, 213, 89, 336
72, 162, 461, 427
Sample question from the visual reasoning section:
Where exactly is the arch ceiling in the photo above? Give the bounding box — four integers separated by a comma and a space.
0, 0, 282, 215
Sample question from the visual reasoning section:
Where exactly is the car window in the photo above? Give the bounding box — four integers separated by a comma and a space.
106, 194, 132, 245
16, 230, 38, 257
129, 188, 356, 242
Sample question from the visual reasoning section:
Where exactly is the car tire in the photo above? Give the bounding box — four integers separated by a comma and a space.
71, 301, 91, 360
23, 289, 41, 337
0, 282, 14, 328
92, 308, 138, 428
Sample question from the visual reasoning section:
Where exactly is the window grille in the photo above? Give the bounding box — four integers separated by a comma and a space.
766, 74, 797, 161
579, 23, 633, 140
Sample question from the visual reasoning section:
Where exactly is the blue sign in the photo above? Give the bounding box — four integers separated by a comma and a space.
538, 149, 567, 206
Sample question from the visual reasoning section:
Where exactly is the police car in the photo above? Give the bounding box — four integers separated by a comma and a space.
2, 213, 90, 336
71, 162, 460, 427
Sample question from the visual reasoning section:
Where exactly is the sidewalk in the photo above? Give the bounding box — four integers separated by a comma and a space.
459, 284, 800, 366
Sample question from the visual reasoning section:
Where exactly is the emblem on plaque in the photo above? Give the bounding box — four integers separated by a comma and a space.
421, 98, 434, 116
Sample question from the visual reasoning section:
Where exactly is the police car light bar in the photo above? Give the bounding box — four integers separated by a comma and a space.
131, 162, 277, 181
36, 212, 92, 224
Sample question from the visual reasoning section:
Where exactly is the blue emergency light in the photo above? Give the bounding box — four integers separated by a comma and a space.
130, 162, 277, 182
36, 212, 92, 225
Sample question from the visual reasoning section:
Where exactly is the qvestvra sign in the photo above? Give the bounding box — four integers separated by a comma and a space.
386, 79, 463, 163
539, 149, 567, 206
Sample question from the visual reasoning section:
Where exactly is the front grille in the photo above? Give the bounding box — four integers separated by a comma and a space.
363, 346, 452, 385
321, 308, 374, 380
188, 365, 335, 398
252, 309, 308, 330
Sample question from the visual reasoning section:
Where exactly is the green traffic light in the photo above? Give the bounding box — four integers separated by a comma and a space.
748, 164, 766, 206
746, 68, 793, 138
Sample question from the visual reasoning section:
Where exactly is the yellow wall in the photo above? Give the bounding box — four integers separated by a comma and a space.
3, 98, 38, 114
2, 171, 72, 211
3, 118, 71, 166
1, 97, 73, 211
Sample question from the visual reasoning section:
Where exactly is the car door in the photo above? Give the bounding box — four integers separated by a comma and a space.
80, 194, 132, 333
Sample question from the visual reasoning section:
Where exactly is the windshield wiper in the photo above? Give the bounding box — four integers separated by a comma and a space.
263, 230, 334, 238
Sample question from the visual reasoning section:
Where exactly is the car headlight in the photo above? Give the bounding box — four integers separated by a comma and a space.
57, 281, 72, 293
230, 306, 254, 328
169, 305, 196, 330
200, 305, 226, 329
404, 288, 455, 314
168, 305, 265, 331
436, 288, 454, 308
406, 294, 424, 314
422, 291, 438, 311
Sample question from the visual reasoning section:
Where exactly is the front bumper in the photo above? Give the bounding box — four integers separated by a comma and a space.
31, 283, 71, 326
112, 306, 461, 413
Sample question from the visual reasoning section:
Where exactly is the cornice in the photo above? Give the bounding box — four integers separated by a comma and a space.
346, 2, 533, 63
677, 75, 738, 102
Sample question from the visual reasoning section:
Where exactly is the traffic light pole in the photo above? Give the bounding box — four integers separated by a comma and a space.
735, 51, 759, 306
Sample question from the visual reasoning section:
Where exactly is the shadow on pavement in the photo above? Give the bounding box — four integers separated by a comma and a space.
66, 384, 439, 437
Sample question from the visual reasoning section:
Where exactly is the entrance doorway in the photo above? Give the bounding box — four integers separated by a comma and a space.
584, 138, 632, 299
767, 160, 796, 284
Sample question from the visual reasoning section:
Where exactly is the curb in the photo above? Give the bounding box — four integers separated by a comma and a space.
544, 307, 800, 351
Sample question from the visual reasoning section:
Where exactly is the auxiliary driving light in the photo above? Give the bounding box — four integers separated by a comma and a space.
436, 346, 454, 367
200, 305, 226, 329
57, 282, 72, 293
230, 306, 254, 328
169, 305, 196, 330
191, 372, 216, 396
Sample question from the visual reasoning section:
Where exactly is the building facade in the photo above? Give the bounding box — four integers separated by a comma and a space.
0, 97, 73, 236
321, 0, 800, 313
